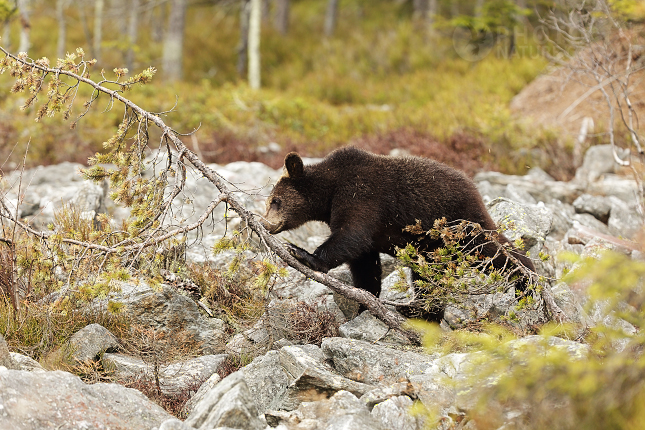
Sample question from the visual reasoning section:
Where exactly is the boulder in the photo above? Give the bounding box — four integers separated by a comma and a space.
102, 353, 227, 396
0, 333, 16, 369
371, 395, 422, 430
573, 194, 611, 223
0, 368, 173, 429
9, 353, 45, 372
66, 323, 119, 362
574, 144, 628, 184
487, 197, 554, 257
321, 337, 439, 385
99, 280, 227, 354
339, 310, 390, 343
184, 371, 265, 430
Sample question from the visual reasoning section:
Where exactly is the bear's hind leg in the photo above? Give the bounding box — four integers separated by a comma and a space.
349, 251, 382, 298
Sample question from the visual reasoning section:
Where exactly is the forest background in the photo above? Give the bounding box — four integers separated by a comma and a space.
2, 0, 635, 179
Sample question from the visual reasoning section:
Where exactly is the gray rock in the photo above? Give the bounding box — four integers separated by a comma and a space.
278, 344, 373, 410
297, 390, 386, 430
102, 353, 227, 396
183, 372, 222, 416
322, 337, 438, 385
587, 174, 640, 203
360, 382, 415, 409
474, 171, 581, 204
0, 368, 173, 429
100, 280, 226, 354
608, 198, 644, 239
545, 200, 576, 239
371, 395, 421, 430
9, 353, 45, 372
0, 333, 15, 369
487, 197, 554, 257
159, 418, 196, 430
574, 144, 628, 184
184, 371, 265, 430
572, 213, 611, 234
339, 310, 390, 343
573, 194, 611, 223
505, 183, 537, 205
240, 350, 290, 413
442, 289, 549, 332
66, 323, 119, 362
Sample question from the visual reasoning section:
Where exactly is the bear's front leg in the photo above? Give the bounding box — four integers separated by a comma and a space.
285, 243, 331, 273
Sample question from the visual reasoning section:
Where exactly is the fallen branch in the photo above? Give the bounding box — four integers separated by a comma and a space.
0, 47, 420, 344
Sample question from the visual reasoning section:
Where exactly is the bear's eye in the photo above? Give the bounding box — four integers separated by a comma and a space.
271, 197, 281, 208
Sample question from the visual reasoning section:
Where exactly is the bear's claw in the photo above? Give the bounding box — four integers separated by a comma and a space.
285, 243, 328, 272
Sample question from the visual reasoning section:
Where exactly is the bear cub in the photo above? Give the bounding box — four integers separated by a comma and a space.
262, 146, 534, 304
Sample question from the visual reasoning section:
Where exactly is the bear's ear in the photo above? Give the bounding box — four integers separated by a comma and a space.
284, 152, 304, 178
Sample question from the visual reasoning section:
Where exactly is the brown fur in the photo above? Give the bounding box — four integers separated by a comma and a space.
262, 147, 534, 306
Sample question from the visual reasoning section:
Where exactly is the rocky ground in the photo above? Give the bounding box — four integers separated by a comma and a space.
0, 144, 642, 430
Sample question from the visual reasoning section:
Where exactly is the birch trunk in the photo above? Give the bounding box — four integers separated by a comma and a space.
324, 0, 338, 37
273, 0, 288, 34
93, 0, 103, 63
126, 0, 140, 72
248, 0, 261, 89
17, 0, 30, 53
56, 0, 67, 59
162, 0, 187, 82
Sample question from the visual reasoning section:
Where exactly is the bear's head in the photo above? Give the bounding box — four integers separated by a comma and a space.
262, 152, 311, 234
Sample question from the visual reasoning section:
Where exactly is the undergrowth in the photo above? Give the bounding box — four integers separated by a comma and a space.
411, 248, 645, 430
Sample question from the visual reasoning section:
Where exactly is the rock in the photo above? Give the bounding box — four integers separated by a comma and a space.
339, 310, 390, 343
183, 372, 222, 416
9, 353, 45, 372
102, 353, 227, 396
442, 289, 548, 332
573, 194, 611, 223
239, 344, 372, 414
505, 183, 537, 205
572, 213, 611, 234
184, 371, 265, 430
608, 198, 643, 239
66, 323, 119, 362
321, 337, 438, 385
0, 368, 173, 429
100, 280, 226, 354
275, 390, 386, 430
371, 395, 421, 430
360, 382, 416, 409
278, 344, 373, 409
474, 171, 581, 204
0, 333, 16, 370
70, 180, 108, 221
550, 282, 586, 329
574, 144, 628, 184
158, 418, 196, 430
487, 197, 554, 257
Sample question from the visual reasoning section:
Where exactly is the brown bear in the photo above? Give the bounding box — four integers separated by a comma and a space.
262, 146, 534, 310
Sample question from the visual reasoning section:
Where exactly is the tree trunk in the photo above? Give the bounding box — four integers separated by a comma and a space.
93, 0, 104, 63
475, 0, 483, 17
16, 0, 30, 53
162, 0, 187, 82
237, 0, 250, 77
324, 0, 338, 37
248, 0, 261, 89
273, 0, 288, 34
126, 0, 140, 72
413, 0, 428, 19
451, 1, 459, 18
262, 0, 270, 21
56, 0, 67, 59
